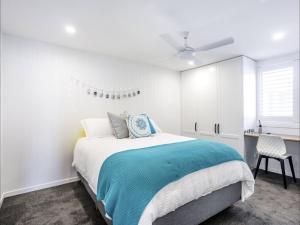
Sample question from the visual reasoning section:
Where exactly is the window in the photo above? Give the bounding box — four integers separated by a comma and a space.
258, 59, 299, 129
260, 67, 294, 117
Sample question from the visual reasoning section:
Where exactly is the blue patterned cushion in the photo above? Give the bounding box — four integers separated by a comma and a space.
126, 114, 152, 138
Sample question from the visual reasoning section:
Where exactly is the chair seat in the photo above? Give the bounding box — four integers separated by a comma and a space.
260, 152, 291, 159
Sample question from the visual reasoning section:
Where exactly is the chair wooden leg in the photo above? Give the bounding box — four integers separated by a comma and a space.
280, 159, 287, 189
288, 156, 297, 183
254, 155, 263, 179
265, 157, 269, 174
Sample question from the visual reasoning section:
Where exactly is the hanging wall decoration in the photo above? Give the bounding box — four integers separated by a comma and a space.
70, 76, 141, 100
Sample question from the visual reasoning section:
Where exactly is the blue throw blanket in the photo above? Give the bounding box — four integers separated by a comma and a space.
97, 140, 243, 225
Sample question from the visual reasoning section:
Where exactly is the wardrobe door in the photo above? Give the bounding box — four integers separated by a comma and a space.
217, 58, 244, 152
181, 69, 200, 136
196, 65, 218, 140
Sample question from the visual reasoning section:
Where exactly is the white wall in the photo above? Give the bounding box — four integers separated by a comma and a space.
1, 34, 181, 196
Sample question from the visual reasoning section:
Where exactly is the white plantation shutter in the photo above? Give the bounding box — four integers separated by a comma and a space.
260, 67, 294, 117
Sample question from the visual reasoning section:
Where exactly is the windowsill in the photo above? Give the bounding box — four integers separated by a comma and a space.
257, 121, 300, 129
255, 120, 300, 136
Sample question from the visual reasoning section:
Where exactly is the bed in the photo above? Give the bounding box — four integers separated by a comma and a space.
72, 133, 254, 225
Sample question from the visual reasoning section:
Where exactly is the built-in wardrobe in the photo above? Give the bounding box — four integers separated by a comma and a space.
181, 56, 256, 156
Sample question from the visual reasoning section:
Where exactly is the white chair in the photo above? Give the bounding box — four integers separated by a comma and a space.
254, 134, 296, 189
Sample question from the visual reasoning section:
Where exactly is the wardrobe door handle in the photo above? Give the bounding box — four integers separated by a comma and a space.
194, 122, 198, 132
217, 124, 220, 134
214, 123, 217, 134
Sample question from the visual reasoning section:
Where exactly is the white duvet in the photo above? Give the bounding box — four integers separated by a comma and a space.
72, 133, 254, 225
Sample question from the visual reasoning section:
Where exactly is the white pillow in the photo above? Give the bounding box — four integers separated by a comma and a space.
81, 118, 113, 138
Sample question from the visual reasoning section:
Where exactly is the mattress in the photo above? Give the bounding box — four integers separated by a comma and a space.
72, 133, 254, 225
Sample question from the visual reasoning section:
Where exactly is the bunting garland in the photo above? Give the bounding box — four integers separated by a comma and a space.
70, 76, 141, 100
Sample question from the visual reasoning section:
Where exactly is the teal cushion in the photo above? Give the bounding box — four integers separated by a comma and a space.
146, 116, 156, 134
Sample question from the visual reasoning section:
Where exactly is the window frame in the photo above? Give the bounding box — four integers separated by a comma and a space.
257, 59, 299, 129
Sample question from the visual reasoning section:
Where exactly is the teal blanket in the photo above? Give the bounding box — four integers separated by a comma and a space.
97, 140, 243, 225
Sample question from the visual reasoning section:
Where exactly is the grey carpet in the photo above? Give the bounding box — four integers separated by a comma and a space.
0, 171, 299, 225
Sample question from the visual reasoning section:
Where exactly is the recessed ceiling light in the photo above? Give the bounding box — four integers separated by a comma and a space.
65, 25, 76, 34
272, 32, 285, 41
188, 60, 195, 66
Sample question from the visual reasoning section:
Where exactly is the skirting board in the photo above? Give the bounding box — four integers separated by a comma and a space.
3, 176, 80, 199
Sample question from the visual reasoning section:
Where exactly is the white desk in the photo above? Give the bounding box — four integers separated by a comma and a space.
244, 132, 300, 142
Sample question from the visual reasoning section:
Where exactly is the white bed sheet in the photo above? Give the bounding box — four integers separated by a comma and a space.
72, 133, 254, 225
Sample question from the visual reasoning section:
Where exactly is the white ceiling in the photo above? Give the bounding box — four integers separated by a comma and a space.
1, 0, 299, 71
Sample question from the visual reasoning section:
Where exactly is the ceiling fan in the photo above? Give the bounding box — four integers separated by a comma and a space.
160, 32, 234, 65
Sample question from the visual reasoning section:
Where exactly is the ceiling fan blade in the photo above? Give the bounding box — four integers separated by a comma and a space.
160, 33, 184, 51
195, 37, 234, 51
